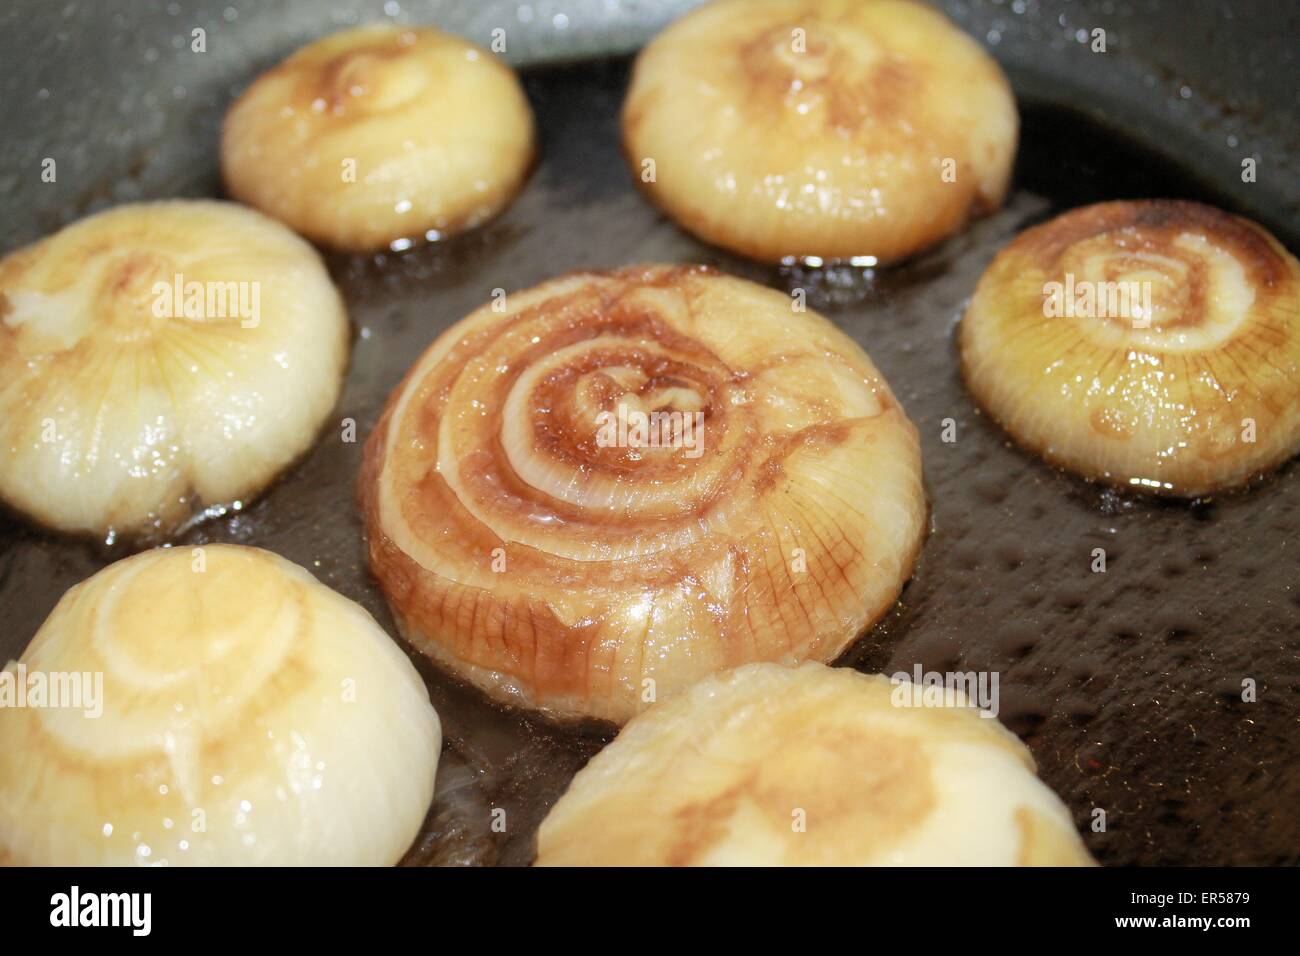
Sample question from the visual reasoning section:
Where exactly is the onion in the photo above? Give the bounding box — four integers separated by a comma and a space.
0, 200, 348, 538
961, 200, 1300, 495
622, 0, 1017, 263
359, 264, 926, 723
0, 545, 440, 866
537, 662, 1095, 866
222, 25, 535, 252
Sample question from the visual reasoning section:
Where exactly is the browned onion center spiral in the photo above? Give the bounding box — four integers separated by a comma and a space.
393, 282, 764, 550
319, 37, 427, 113
1022, 201, 1290, 350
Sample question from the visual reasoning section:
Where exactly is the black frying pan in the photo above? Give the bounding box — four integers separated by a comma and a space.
1, 0, 1296, 866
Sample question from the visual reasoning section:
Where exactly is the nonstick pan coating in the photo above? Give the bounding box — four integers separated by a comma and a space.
0, 1, 1296, 866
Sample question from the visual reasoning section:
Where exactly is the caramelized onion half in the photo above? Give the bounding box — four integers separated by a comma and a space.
222, 24, 535, 252
0, 545, 441, 866
536, 662, 1095, 866
622, 0, 1017, 263
961, 200, 1300, 495
0, 200, 348, 538
360, 265, 926, 723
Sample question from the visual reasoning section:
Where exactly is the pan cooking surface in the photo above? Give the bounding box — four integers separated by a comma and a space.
1, 50, 1296, 866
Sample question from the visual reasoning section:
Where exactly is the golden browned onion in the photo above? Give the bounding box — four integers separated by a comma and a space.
0, 545, 441, 866
961, 200, 1300, 496
0, 200, 348, 539
359, 265, 926, 723
222, 24, 535, 252
535, 662, 1095, 866
621, 0, 1017, 264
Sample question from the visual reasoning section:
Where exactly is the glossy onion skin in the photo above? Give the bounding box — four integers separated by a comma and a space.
621, 0, 1017, 264
359, 265, 926, 724
0, 545, 441, 866
222, 24, 535, 252
0, 200, 348, 537
536, 661, 1095, 866
961, 200, 1300, 496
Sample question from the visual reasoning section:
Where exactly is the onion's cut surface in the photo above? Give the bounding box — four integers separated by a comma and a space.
222, 24, 535, 252
0, 200, 348, 538
359, 265, 926, 724
621, 0, 1017, 264
961, 200, 1300, 496
536, 661, 1095, 866
0, 545, 441, 866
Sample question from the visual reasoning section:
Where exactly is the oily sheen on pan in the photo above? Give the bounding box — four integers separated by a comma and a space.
359, 265, 926, 723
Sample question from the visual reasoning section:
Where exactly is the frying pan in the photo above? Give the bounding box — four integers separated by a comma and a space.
1, 0, 1296, 866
